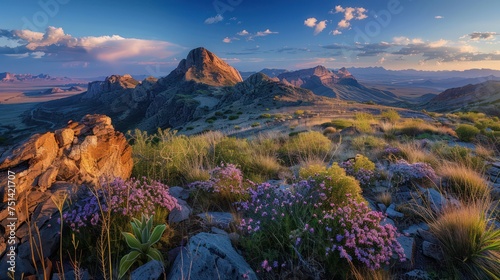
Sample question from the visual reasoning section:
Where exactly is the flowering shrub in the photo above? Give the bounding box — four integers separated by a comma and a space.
63, 177, 179, 231
237, 181, 405, 278
388, 159, 437, 185
339, 155, 376, 187
299, 164, 364, 205
189, 164, 250, 207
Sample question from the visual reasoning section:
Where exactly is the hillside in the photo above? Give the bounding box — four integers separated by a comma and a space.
423, 80, 500, 115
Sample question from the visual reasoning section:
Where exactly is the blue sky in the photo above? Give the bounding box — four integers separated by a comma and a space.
0, 0, 499, 77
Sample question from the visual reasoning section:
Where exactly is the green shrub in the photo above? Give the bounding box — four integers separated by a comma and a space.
381, 109, 401, 124
299, 164, 364, 205
351, 154, 375, 172
294, 109, 305, 116
259, 113, 272, 119
455, 124, 480, 142
280, 131, 332, 165
228, 115, 239, 120
214, 137, 252, 169
351, 135, 386, 152
251, 122, 260, 127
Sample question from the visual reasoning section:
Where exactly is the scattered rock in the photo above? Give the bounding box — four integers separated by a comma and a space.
131, 260, 164, 280
417, 229, 439, 244
167, 233, 257, 280
169, 186, 190, 200
404, 269, 431, 280
197, 212, 234, 229
377, 203, 387, 212
396, 236, 416, 269
403, 223, 429, 236
386, 204, 404, 218
168, 199, 191, 223
422, 241, 444, 262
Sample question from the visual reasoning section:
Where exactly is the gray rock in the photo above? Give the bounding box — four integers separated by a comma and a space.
197, 212, 234, 229
169, 186, 190, 200
403, 223, 429, 235
422, 241, 444, 262
169, 199, 192, 223
396, 236, 415, 269
420, 187, 447, 213
377, 203, 387, 212
404, 269, 431, 280
167, 233, 257, 280
211, 227, 229, 236
386, 204, 404, 218
417, 229, 439, 244
131, 260, 164, 280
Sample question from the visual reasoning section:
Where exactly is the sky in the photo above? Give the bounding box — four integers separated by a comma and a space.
0, 0, 499, 77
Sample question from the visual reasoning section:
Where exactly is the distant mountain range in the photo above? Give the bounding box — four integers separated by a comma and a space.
0, 72, 75, 82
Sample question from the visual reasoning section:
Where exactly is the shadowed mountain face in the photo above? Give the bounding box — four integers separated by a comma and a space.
423, 81, 500, 114
277, 66, 399, 104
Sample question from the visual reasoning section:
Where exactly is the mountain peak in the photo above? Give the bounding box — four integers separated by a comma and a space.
173, 47, 243, 86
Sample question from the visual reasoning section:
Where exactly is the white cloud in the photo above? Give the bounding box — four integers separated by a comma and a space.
304, 18, 327, 35
237, 30, 250, 36
331, 5, 368, 30
204, 14, 223, 24
223, 37, 232, 43
378, 57, 385, 64
428, 39, 448, 48
304, 18, 317, 28
256, 29, 278, 37
0, 26, 181, 62
434, 15, 444, 19
331, 30, 342, 36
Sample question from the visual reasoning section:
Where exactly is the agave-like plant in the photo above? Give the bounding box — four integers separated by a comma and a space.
118, 214, 166, 279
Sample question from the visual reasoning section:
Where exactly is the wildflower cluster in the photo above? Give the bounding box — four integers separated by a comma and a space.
63, 178, 179, 231
384, 147, 402, 157
388, 159, 437, 185
238, 179, 405, 278
339, 155, 376, 187
189, 163, 248, 202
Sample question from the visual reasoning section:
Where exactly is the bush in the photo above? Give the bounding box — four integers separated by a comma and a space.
323, 126, 337, 135
259, 113, 272, 119
455, 124, 480, 142
280, 131, 332, 165
428, 203, 500, 279
237, 181, 405, 279
339, 155, 376, 187
381, 109, 401, 124
299, 164, 364, 205
64, 178, 179, 231
388, 159, 437, 185
351, 136, 386, 152
251, 122, 261, 127
323, 119, 353, 129
228, 115, 239, 120
439, 164, 490, 201
397, 119, 439, 137
190, 164, 249, 205
214, 137, 252, 170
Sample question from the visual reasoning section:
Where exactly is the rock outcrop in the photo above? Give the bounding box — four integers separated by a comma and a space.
168, 47, 243, 87
167, 232, 257, 280
83, 74, 139, 101
0, 114, 133, 278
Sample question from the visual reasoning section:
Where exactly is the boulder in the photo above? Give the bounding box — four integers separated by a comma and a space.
396, 236, 416, 269
422, 241, 444, 262
131, 260, 164, 280
168, 198, 192, 223
0, 114, 133, 278
167, 233, 257, 280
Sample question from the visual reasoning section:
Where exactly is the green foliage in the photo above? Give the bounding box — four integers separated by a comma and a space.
351, 154, 375, 172
294, 109, 305, 116
351, 135, 386, 152
280, 131, 332, 165
381, 109, 401, 124
455, 124, 480, 142
228, 115, 239, 120
322, 119, 353, 129
299, 164, 364, 205
214, 137, 252, 170
119, 215, 166, 279
259, 113, 272, 119
251, 122, 261, 127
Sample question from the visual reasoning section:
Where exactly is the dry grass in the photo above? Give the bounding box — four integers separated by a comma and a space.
438, 164, 491, 202
428, 202, 500, 279
397, 141, 439, 167
375, 192, 392, 207
396, 119, 440, 136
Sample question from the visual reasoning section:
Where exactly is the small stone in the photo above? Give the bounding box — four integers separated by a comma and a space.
405, 269, 431, 280
422, 241, 444, 262
168, 199, 191, 223
403, 223, 429, 235
377, 203, 387, 212
386, 207, 404, 218
197, 212, 234, 229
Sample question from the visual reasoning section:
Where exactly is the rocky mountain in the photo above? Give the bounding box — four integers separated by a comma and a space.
0, 72, 73, 82
26, 48, 320, 134
423, 81, 500, 114
163, 47, 243, 87
277, 66, 399, 104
